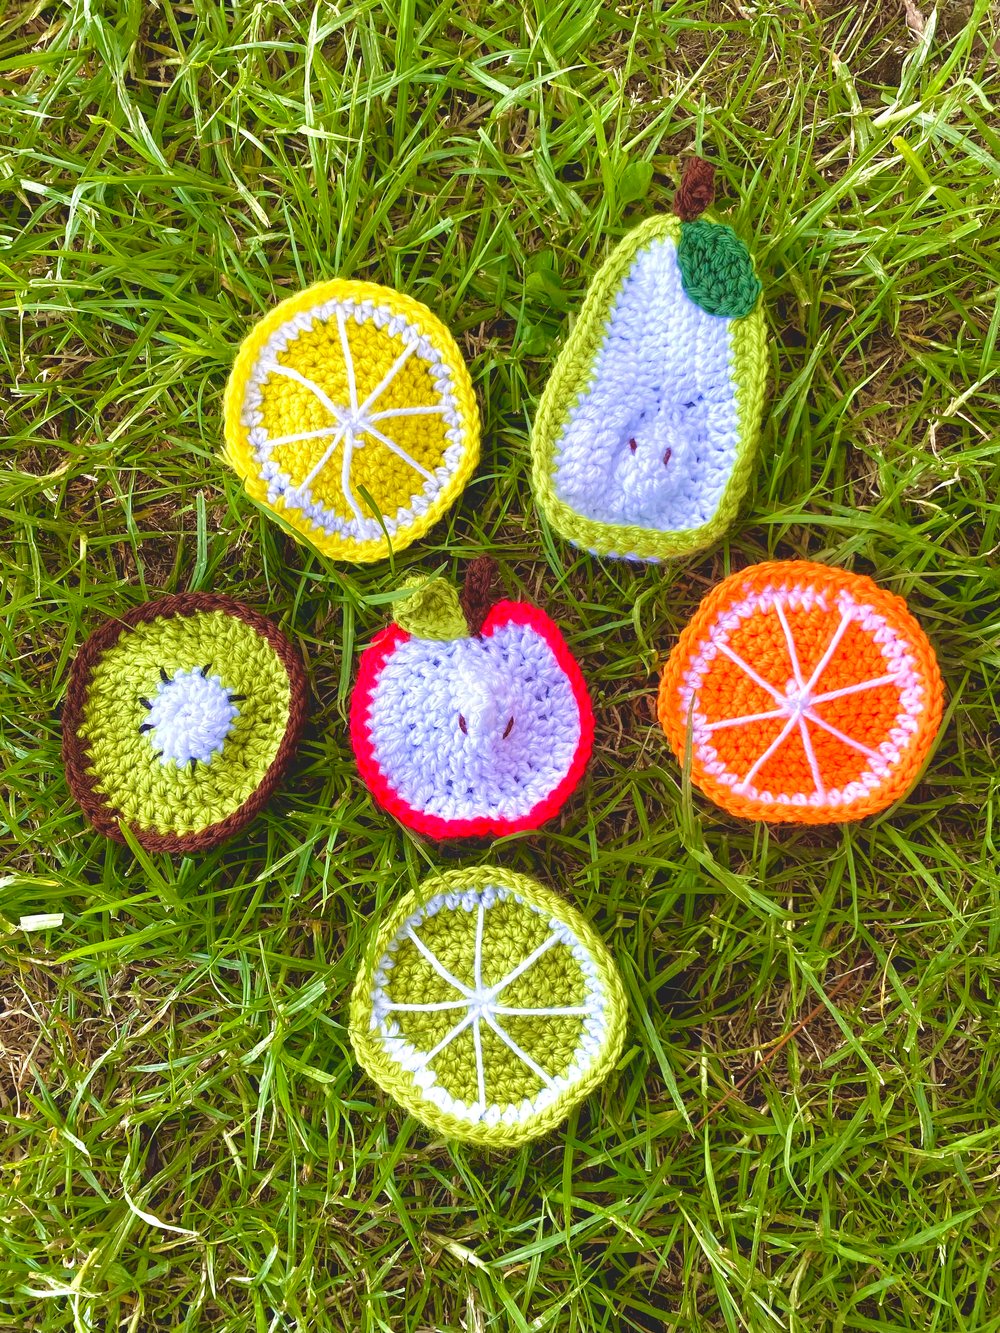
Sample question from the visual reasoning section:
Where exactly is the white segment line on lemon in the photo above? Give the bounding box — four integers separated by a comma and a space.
261, 344, 435, 517
242, 295, 466, 542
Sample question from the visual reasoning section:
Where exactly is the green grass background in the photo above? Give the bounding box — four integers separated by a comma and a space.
3, 1, 1000, 1329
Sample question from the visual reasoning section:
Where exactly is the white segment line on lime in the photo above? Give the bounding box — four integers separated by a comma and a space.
472, 1012, 486, 1108
384, 913, 579, 1093
403, 926, 473, 998
475, 903, 484, 986
493, 1005, 591, 1016
422, 1010, 479, 1064
473, 900, 486, 1107
480, 1011, 557, 1090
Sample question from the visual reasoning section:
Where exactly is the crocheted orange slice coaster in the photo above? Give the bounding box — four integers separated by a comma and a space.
62, 594, 308, 851
658, 562, 943, 823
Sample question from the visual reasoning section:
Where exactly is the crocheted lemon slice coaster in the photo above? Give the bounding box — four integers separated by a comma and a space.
224, 279, 480, 563
349, 562, 594, 839
530, 158, 767, 562
350, 867, 627, 1146
658, 561, 943, 824
62, 594, 308, 851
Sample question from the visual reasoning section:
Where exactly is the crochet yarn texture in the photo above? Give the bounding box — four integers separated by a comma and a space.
658, 562, 943, 824
350, 867, 627, 1146
349, 570, 594, 839
676, 220, 761, 318
224, 279, 480, 564
530, 164, 766, 562
62, 593, 308, 851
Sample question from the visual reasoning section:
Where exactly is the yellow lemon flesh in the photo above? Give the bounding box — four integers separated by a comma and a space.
224, 280, 480, 563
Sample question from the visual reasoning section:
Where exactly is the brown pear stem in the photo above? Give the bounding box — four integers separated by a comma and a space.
460, 556, 498, 636
673, 155, 716, 222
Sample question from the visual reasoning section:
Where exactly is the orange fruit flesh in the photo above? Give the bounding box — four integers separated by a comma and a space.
701, 610, 902, 796
658, 562, 943, 823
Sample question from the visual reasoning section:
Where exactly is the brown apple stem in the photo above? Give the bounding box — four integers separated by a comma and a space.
460, 556, 498, 636
673, 155, 716, 222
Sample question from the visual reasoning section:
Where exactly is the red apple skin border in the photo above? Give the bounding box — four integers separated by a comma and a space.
349, 601, 595, 839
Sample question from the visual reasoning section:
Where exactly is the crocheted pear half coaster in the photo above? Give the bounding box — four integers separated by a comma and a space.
62, 594, 308, 851
658, 562, 943, 824
350, 867, 627, 1146
349, 564, 594, 839
530, 158, 767, 562
224, 279, 480, 564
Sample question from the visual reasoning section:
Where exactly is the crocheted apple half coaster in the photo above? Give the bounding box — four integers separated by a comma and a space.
530, 158, 767, 562
224, 279, 480, 564
349, 563, 594, 839
350, 867, 627, 1146
62, 594, 308, 851
658, 562, 943, 824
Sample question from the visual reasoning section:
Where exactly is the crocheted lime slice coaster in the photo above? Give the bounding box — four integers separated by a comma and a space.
349, 560, 594, 839
530, 157, 767, 562
62, 594, 308, 851
658, 561, 944, 824
350, 867, 627, 1146
224, 279, 480, 564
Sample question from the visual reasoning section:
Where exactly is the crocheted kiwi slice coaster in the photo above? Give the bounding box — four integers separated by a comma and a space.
223, 279, 480, 564
658, 561, 944, 824
350, 867, 627, 1146
349, 560, 594, 840
530, 157, 767, 562
62, 594, 308, 851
